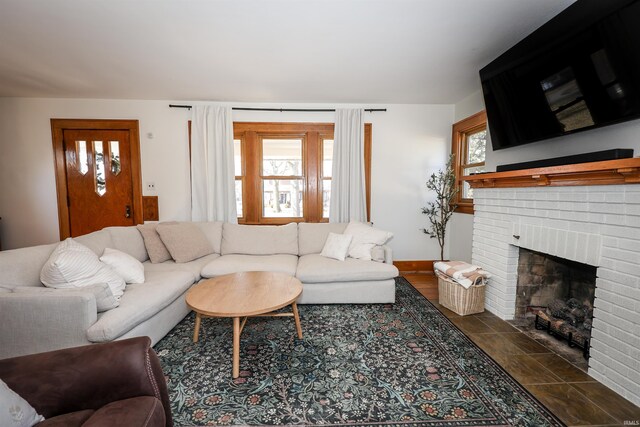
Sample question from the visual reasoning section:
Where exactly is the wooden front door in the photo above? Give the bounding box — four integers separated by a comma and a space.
64, 130, 133, 236
52, 120, 143, 239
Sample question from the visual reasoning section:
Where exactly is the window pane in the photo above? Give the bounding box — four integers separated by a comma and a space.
323, 179, 331, 218
463, 181, 473, 199
262, 139, 302, 176
262, 179, 303, 217
76, 140, 89, 175
466, 130, 487, 164
233, 139, 242, 176
463, 165, 486, 176
323, 139, 333, 178
235, 180, 243, 217
94, 141, 106, 196
462, 166, 485, 199
110, 141, 121, 175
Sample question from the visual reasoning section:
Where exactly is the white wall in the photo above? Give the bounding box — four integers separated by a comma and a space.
0, 98, 453, 260
453, 90, 485, 123
447, 90, 485, 263
448, 214, 474, 263
485, 119, 640, 171
365, 105, 453, 260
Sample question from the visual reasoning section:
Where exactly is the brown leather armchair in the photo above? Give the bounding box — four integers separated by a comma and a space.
0, 337, 172, 427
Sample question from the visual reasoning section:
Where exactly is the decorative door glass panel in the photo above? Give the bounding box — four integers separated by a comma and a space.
109, 141, 121, 175
93, 141, 106, 196
235, 180, 243, 217
262, 180, 304, 217
76, 140, 89, 175
262, 139, 302, 176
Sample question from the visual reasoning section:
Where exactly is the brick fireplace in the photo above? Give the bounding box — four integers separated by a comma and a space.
471, 184, 640, 406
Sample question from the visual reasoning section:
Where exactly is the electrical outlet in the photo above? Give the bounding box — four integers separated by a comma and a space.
146, 182, 156, 192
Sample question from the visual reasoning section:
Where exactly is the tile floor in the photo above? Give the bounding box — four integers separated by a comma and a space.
404, 273, 640, 427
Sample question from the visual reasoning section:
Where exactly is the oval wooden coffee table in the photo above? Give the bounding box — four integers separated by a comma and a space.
185, 271, 303, 378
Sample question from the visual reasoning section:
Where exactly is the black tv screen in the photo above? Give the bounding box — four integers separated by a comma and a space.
480, 0, 640, 150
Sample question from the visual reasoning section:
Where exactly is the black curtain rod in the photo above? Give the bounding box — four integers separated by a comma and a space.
169, 104, 386, 112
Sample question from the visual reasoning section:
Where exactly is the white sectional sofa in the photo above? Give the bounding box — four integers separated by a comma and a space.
0, 222, 398, 359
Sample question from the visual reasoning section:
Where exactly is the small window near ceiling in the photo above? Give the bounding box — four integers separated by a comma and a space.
451, 111, 487, 214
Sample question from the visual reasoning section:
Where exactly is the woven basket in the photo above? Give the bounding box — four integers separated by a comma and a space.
436, 272, 485, 316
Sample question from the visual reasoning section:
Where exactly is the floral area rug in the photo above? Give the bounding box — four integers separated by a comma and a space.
155, 277, 564, 426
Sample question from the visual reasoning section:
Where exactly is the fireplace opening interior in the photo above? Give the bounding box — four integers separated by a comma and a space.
509, 247, 597, 368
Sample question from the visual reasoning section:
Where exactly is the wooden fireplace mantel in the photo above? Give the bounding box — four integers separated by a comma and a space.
464, 158, 640, 189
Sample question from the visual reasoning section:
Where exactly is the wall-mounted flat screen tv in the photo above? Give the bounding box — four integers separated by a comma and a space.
480, 0, 640, 151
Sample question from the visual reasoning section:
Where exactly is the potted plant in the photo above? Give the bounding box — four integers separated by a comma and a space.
421, 154, 458, 261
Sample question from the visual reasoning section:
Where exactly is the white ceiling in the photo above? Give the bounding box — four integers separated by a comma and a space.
0, 0, 576, 104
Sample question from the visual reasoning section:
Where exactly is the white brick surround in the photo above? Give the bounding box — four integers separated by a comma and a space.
472, 184, 640, 405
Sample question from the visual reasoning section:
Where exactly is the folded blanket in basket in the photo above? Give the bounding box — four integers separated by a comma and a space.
434, 261, 490, 289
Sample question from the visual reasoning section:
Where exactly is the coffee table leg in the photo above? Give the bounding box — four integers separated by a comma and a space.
193, 312, 201, 343
291, 302, 303, 339
233, 317, 240, 378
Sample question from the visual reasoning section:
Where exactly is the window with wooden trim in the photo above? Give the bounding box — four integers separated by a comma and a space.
232, 122, 371, 224
451, 111, 487, 214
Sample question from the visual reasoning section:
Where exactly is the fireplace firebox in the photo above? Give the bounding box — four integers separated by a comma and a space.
513, 248, 596, 359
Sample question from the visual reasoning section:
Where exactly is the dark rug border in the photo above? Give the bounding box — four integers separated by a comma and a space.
396, 276, 566, 427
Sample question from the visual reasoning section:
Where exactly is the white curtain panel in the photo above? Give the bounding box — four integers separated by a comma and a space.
190, 105, 238, 223
329, 108, 367, 223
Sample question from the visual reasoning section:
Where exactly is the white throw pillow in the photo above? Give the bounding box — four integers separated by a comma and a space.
320, 232, 353, 261
371, 245, 386, 263
343, 221, 393, 261
40, 238, 126, 301
347, 242, 377, 260
0, 379, 44, 427
100, 248, 145, 284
